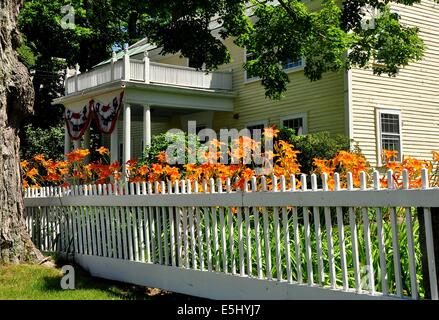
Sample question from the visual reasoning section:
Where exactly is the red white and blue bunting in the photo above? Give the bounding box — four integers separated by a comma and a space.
64, 91, 124, 140
93, 92, 124, 134
65, 101, 93, 140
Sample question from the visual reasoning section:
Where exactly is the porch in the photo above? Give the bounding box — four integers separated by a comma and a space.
54, 47, 235, 164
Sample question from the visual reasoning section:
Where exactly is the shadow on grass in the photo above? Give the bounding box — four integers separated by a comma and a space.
40, 253, 209, 301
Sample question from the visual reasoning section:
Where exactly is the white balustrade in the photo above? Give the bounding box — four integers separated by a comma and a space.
65, 58, 233, 94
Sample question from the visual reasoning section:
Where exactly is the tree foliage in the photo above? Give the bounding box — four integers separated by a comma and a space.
123, 0, 430, 99
236, 0, 426, 99
17, 0, 432, 125
18, 0, 149, 156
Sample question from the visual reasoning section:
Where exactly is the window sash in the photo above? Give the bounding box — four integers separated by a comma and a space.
282, 117, 304, 136
379, 111, 402, 162
282, 58, 303, 70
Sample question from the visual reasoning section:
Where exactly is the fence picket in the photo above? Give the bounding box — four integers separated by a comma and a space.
421, 169, 438, 300
261, 176, 272, 280
207, 179, 219, 272
237, 207, 245, 276
273, 176, 282, 281
195, 180, 204, 271
302, 174, 313, 285
218, 179, 227, 273
243, 181, 252, 277
175, 181, 182, 267
371, 171, 388, 296
252, 177, 263, 279
161, 181, 169, 265
347, 173, 361, 293
360, 172, 375, 294
387, 170, 402, 297
322, 173, 336, 289
168, 181, 176, 267
335, 173, 348, 291
402, 170, 418, 299
311, 174, 324, 286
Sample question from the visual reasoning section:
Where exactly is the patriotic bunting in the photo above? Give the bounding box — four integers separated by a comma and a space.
93, 92, 124, 134
64, 91, 125, 140
65, 102, 93, 140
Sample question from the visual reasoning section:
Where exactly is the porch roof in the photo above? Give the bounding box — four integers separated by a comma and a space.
53, 80, 235, 112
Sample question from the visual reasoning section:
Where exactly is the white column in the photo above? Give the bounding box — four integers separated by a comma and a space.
123, 46, 130, 81
111, 51, 117, 81
73, 139, 80, 150
123, 103, 131, 167
64, 124, 71, 156
111, 121, 119, 164
74, 63, 80, 92
143, 51, 150, 84
143, 105, 151, 148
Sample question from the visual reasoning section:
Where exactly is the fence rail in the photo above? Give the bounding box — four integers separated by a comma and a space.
24, 169, 439, 300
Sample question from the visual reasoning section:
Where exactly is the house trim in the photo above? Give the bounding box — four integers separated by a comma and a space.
344, 68, 354, 144
245, 119, 269, 129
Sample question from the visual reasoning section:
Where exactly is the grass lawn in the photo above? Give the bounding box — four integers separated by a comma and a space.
0, 262, 191, 300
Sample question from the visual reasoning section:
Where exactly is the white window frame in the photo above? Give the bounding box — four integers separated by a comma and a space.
280, 112, 308, 135
376, 108, 403, 166
244, 50, 261, 83
283, 57, 305, 74
245, 120, 269, 131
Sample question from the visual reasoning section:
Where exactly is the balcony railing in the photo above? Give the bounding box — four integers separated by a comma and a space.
65, 53, 233, 95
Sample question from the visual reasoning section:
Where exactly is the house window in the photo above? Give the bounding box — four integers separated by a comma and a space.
245, 52, 259, 81
246, 121, 268, 138
282, 57, 304, 71
378, 109, 402, 163
280, 113, 307, 135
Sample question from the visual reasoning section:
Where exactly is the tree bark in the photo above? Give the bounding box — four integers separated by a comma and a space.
0, 0, 44, 263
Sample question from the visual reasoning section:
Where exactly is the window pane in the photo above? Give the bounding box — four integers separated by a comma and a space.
246, 53, 257, 80
381, 113, 400, 134
246, 124, 265, 138
283, 117, 303, 135
382, 134, 401, 160
283, 57, 303, 70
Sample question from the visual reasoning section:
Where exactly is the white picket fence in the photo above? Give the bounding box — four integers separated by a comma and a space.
23, 169, 439, 300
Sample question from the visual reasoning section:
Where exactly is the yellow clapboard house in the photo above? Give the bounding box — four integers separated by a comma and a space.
56, 0, 439, 167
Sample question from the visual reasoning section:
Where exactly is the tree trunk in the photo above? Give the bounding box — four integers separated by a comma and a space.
0, 0, 44, 264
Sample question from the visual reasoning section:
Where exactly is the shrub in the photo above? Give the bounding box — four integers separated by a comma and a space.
277, 129, 362, 174
20, 124, 64, 161
140, 132, 201, 167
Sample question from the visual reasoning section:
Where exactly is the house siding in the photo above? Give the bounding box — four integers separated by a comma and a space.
155, 54, 189, 67
213, 38, 346, 135
351, 0, 439, 166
